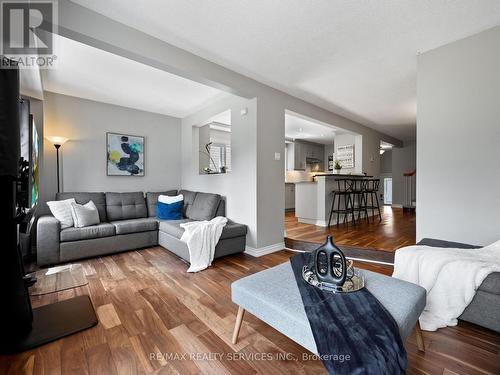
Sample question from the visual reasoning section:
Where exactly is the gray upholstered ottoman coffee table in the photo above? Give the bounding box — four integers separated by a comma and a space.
231, 262, 426, 353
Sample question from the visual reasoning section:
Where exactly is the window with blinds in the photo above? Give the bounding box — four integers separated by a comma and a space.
209, 143, 231, 172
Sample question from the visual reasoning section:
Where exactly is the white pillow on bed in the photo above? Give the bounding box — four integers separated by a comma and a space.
47, 198, 76, 229
158, 194, 184, 204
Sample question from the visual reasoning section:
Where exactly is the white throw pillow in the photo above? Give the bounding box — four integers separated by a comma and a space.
70, 200, 100, 228
158, 194, 184, 204
47, 198, 76, 229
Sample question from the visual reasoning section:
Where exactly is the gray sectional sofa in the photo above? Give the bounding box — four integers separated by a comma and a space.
37, 190, 247, 266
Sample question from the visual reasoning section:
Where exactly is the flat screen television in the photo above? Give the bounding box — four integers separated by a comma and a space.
18, 98, 39, 211
30, 117, 39, 208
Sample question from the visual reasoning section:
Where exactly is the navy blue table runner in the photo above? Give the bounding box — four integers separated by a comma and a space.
290, 252, 407, 375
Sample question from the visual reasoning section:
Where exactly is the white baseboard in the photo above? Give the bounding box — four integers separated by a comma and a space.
297, 217, 328, 227
391, 204, 403, 208
245, 242, 285, 257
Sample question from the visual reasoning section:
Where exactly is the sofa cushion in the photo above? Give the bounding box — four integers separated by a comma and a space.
178, 189, 197, 218
60, 223, 115, 242
215, 198, 226, 217
220, 220, 247, 240
186, 192, 221, 221
158, 219, 193, 239
57, 192, 107, 222
106, 192, 147, 221
158, 218, 246, 241
47, 198, 76, 229
70, 201, 100, 228
111, 218, 158, 235
146, 190, 177, 217
157, 201, 183, 220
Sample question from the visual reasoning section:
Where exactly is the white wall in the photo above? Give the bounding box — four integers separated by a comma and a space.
181, 95, 258, 248
42, 92, 182, 205
417, 26, 500, 245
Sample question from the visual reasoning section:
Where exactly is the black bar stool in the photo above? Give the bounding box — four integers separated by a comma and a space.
351, 178, 369, 222
362, 178, 382, 222
328, 179, 356, 227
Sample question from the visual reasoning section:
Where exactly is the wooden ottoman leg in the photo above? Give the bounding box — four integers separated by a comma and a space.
232, 306, 246, 344
415, 320, 425, 352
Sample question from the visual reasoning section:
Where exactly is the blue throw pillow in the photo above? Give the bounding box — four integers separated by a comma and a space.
157, 200, 183, 220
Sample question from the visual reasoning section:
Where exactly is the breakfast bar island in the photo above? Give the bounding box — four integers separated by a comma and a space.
294, 173, 373, 226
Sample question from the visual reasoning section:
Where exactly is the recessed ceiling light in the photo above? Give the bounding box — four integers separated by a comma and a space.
299, 128, 303, 132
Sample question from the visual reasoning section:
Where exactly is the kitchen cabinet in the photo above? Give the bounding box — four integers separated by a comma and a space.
295, 142, 307, 170
286, 141, 325, 171
305, 143, 323, 159
286, 142, 306, 171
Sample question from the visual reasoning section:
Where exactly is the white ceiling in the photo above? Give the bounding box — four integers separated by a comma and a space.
285, 112, 346, 145
41, 35, 228, 118
72, 0, 500, 140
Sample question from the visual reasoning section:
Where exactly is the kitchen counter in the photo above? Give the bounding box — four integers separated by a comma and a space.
295, 174, 374, 226
313, 173, 372, 178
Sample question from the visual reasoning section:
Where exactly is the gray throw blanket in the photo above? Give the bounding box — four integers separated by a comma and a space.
290, 252, 407, 375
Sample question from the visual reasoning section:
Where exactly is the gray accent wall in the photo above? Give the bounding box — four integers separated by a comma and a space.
42, 92, 181, 208
380, 149, 392, 174
392, 141, 416, 207
417, 26, 500, 245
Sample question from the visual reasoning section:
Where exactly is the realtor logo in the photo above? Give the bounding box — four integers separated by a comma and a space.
1, 0, 53, 54
1, 0, 57, 68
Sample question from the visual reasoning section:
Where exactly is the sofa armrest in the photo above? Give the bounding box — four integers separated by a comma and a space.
37, 215, 61, 266
417, 238, 481, 249
220, 219, 248, 240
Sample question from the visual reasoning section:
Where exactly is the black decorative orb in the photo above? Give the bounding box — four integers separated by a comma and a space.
313, 235, 347, 286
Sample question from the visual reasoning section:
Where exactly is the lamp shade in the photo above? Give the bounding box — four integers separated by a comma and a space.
46, 136, 69, 146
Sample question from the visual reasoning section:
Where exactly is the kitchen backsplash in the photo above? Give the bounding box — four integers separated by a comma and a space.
285, 169, 314, 183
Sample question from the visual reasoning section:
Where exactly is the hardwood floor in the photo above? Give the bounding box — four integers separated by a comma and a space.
285, 206, 416, 252
1, 247, 499, 375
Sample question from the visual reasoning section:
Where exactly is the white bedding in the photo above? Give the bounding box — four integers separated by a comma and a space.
392, 240, 500, 331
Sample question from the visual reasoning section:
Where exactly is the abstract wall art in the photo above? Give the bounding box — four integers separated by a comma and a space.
106, 132, 145, 176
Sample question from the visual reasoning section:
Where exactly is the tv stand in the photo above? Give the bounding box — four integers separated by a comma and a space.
1, 295, 97, 354
23, 274, 37, 287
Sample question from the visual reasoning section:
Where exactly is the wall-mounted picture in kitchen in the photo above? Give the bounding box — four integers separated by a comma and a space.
107, 132, 145, 176
336, 144, 354, 168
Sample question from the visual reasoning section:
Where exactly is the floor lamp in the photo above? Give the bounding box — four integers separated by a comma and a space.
45, 136, 69, 193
